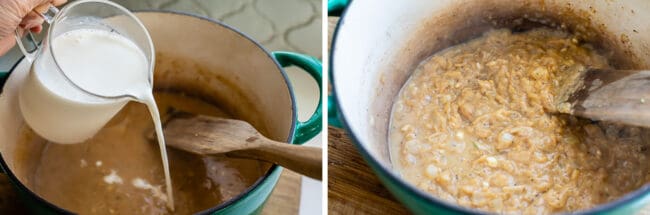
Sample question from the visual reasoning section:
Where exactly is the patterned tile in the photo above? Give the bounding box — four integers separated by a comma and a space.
115, 0, 321, 58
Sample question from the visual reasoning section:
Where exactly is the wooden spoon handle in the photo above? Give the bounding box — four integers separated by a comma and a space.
226, 142, 322, 180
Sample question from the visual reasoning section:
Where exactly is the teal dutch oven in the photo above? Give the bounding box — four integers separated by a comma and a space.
329, 0, 650, 214
0, 11, 321, 214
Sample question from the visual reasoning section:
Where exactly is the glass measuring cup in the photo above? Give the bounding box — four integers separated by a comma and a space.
15, 0, 154, 143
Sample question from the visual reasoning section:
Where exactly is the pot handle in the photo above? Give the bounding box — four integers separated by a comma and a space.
328, 94, 343, 128
328, 0, 350, 16
272, 51, 322, 145
327, 0, 348, 128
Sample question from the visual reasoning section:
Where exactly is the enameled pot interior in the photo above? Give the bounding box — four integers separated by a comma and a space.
336, 0, 650, 173
333, 0, 650, 213
138, 12, 294, 143
0, 12, 295, 212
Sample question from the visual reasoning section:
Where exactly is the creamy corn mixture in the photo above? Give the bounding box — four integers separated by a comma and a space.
389, 29, 650, 214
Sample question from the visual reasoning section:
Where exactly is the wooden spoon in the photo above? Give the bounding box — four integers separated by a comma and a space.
557, 68, 650, 127
153, 113, 322, 180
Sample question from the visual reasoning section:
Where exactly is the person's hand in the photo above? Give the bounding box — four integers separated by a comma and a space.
0, 0, 66, 56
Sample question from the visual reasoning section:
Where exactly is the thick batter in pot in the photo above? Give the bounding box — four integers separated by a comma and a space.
389, 29, 650, 214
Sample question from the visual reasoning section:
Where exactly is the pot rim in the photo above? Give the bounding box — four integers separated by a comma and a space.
330, 1, 650, 214
0, 10, 298, 214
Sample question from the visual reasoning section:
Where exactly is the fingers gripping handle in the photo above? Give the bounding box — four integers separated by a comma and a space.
13, 4, 59, 62
35, 4, 59, 24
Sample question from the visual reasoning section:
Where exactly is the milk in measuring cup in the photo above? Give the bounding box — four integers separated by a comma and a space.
19, 28, 176, 209
19, 29, 149, 143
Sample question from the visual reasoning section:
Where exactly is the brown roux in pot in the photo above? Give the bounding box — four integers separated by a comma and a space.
15, 92, 270, 214
389, 29, 650, 214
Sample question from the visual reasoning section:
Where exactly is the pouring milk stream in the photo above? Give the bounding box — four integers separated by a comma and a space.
15, 0, 174, 210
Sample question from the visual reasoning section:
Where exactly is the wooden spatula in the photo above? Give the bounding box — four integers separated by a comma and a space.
156, 113, 322, 180
557, 68, 650, 127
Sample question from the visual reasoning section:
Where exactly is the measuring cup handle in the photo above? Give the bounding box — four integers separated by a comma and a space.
13, 4, 59, 62
14, 30, 38, 62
